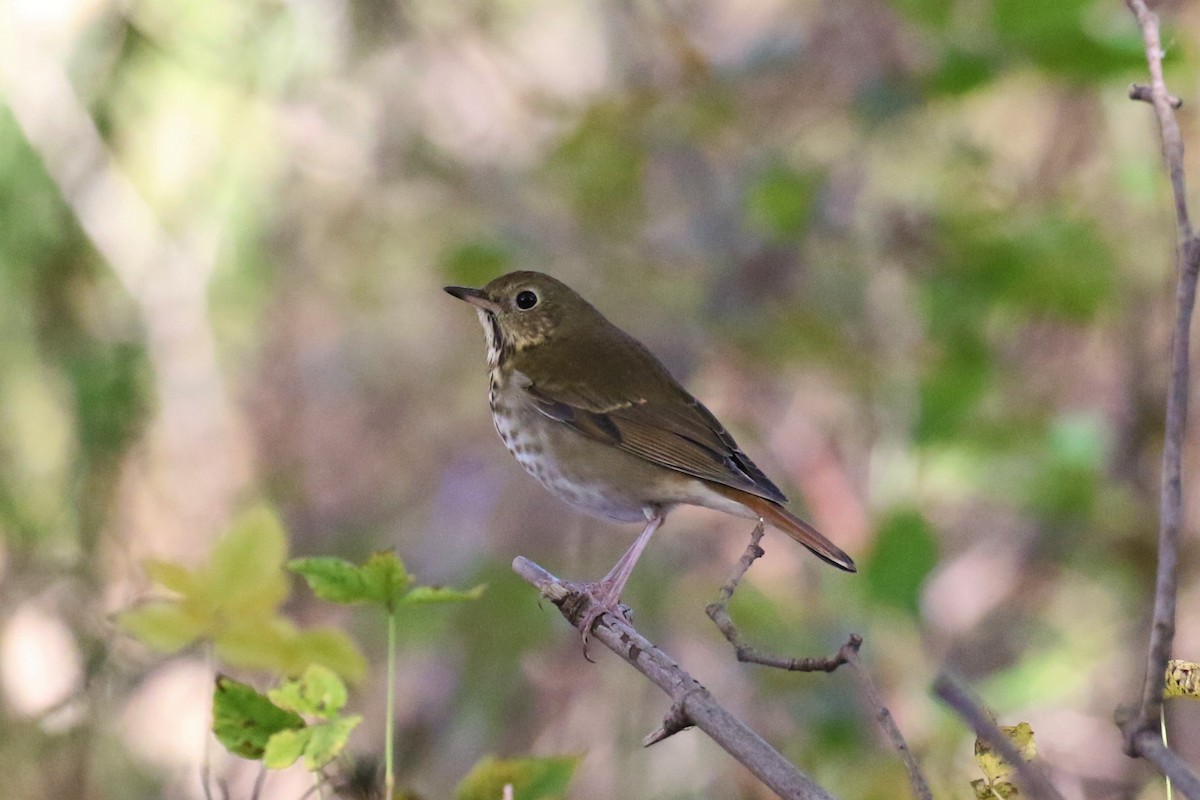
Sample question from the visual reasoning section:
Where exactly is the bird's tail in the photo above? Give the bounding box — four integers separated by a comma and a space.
709, 484, 856, 572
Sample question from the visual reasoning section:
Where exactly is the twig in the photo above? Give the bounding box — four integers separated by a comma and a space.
705, 524, 850, 672
513, 556, 836, 800
1129, 83, 1183, 109
1120, 5, 1200, 793
706, 525, 931, 800
841, 641, 932, 800
933, 674, 1065, 800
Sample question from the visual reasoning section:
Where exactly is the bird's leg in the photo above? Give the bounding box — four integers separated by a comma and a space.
577, 512, 664, 645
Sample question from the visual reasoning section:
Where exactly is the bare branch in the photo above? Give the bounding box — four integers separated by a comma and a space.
512, 556, 836, 800
933, 674, 1065, 800
1120, 5, 1200, 789
1134, 731, 1200, 798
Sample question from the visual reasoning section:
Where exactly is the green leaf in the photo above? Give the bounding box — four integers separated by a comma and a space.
401, 584, 486, 606
212, 675, 305, 760
454, 755, 580, 800
263, 727, 311, 770
289, 551, 412, 610
301, 715, 361, 771
268, 664, 347, 718
117, 601, 205, 653
863, 509, 939, 615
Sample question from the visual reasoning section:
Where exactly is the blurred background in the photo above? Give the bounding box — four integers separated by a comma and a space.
1, 0, 1198, 797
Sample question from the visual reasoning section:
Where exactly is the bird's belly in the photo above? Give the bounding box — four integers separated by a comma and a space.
489, 387, 678, 523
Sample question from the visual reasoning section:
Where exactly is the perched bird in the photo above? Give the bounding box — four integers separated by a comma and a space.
445, 271, 854, 638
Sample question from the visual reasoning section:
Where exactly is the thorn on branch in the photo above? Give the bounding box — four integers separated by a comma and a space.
643, 703, 694, 747
1129, 83, 1183, 109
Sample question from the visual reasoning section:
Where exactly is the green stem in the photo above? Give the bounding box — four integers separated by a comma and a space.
385, 609, 397, 799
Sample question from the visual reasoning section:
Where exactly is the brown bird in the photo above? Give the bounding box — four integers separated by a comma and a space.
445, 271, 854, 637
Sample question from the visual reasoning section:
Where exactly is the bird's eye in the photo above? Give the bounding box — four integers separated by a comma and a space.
515, 290, 539, 310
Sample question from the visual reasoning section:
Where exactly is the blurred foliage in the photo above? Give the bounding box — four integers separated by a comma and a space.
1, 0, 1198, 798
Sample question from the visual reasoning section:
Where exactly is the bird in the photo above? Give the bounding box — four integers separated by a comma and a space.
445, 271, 855, 639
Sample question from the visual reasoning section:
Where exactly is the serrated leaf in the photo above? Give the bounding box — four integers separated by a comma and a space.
290, 551, 413, 611
269, 664, 347, 718
117, 601, 206, 652
288, 557, 372, 604
358, 552, 413, 610
302, 715, 361, 771
401, 584, 486, 606
454, 755, 580, 800
263, 727, 312, 770
212, 675, 305, 760
1165, 660, 1200, 699
975, 722, 1036, 785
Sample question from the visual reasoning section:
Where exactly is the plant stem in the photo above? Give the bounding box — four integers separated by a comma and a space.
385, 609, 398, 799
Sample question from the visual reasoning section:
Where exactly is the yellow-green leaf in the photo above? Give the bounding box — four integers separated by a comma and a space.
117, 601, 206, 653
269, 664, 347, 718
974, 722, 1036, 788
289, 551, 412, 610
263, 727, 311, 770
1165, 660, 1200, 699
301, 715, 361, 770
142, 559, 198, 596
209, 505, 289, 614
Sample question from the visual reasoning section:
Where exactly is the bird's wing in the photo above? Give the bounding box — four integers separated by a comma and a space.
513, 363, 788, 505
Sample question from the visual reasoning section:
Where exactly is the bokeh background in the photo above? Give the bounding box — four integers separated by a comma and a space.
1, 0, 1199, 797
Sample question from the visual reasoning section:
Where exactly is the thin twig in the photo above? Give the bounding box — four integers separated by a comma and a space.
705, 524, 851, 672
933, 674, 1065, 800
842, 641, 932, 800
513, 556, 836, 800
1121, 6, 1200, 793
705, 525, 931, 800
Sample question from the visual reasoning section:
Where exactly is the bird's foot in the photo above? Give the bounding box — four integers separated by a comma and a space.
567, 581, 632, 660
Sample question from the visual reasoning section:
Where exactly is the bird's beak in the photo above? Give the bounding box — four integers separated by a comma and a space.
444, 285, 503, 315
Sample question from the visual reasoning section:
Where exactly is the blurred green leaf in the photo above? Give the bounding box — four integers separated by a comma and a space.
209, 505, 289, 616
888, 0, 954, 28
992, 0, 1144, 78
546, 100, 645, 227
215, 618, 366, 683
116, 601, 205, 653
212, 675, 304, 760
454, 755, 579, 800
925, 49, 997, 96
300, 715, 361, 771
863, 509, 938, 615
745, 164, 823, 240
443, 241, 513, 287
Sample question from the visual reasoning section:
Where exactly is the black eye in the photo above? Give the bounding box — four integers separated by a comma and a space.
515, 290, 539, 310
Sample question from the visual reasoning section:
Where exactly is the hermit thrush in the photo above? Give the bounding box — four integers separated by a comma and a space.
445, 271, 855, 637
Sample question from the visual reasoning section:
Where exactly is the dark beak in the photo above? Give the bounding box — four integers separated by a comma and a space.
444, 285, 503, 315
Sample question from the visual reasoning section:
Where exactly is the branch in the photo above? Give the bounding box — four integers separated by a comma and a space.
704, 525, 931, 800
933, 674, 1065, 800
512, 556, 836, 800
1120, 5, 1200, 789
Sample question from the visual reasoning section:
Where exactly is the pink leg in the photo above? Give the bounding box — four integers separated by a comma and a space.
578, 512, 665, 642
